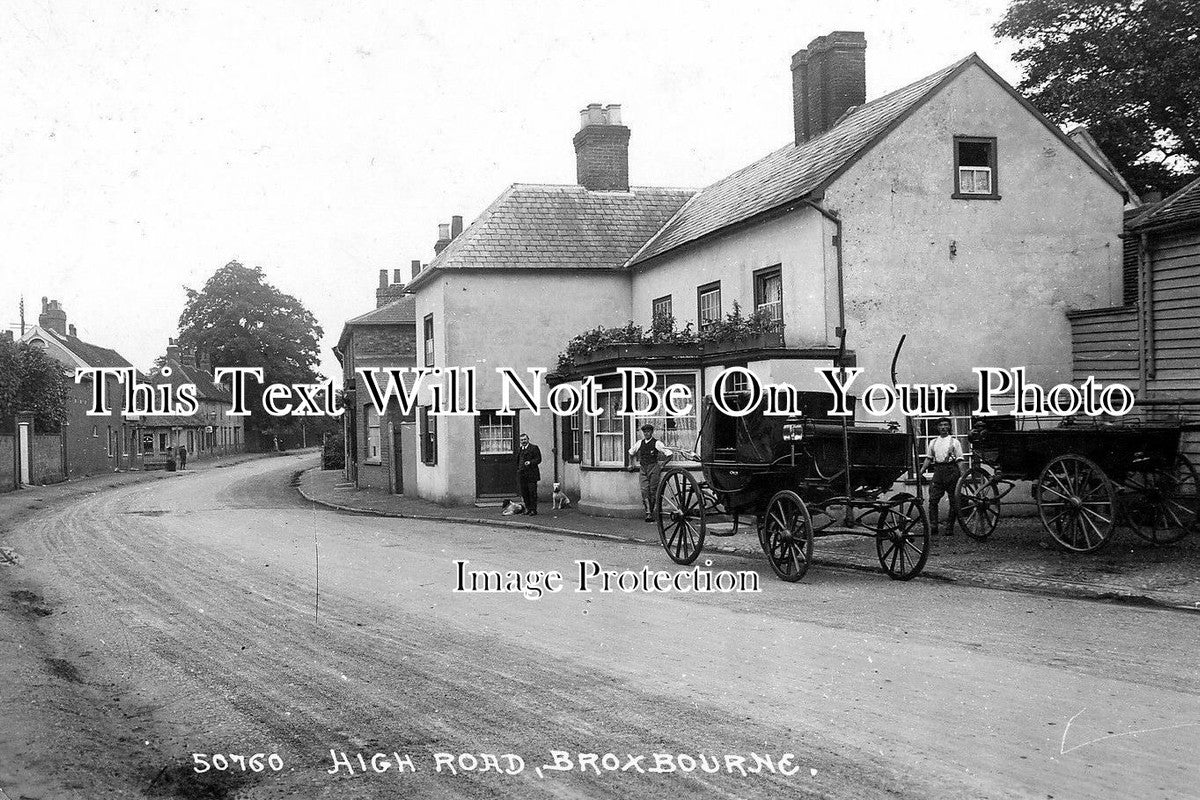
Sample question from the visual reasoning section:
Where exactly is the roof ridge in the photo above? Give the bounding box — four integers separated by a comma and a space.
629, 55, 975, 265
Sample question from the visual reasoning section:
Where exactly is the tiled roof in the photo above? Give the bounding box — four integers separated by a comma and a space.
156, 359, 232, 402
629, 56, 972, 265
346, 295, 416, 326
1128, 176, 1200, 231
407, 184, 695, 287
51, 330, 134, 369
337, 295, 417, 352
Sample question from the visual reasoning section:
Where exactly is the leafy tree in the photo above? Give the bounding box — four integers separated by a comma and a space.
995, 0, 1200, 196
174, 261, 324, 449
0, 337, 69, 433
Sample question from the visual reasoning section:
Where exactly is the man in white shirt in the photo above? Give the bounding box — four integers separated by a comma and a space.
918, 418, 967, 536
628, 424, 673, 522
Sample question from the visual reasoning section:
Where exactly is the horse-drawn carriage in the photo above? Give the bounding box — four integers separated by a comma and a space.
955, 417, 1200, 552
655, 391, 930, 582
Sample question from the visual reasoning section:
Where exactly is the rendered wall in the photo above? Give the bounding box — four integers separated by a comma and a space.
630, 209, 834, 347
824, 62, 1124, 393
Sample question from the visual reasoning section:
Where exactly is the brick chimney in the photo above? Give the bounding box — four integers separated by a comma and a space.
434, 223, 452, 255
573, 103, 630, 192
791, 32, 866, 144
38, 297, 67, 336
411, 259, 423, 279
376, 268, 407, 308
451, 215, 463, 238
166, 337, 181, 364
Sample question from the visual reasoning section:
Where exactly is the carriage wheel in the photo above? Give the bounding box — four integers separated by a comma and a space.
1124, 455, 1200, 546
875, 493, 930, 581
656, 469, 706, 565
760, 490, 814, 582
1037, 455, 1116, 553
956, 467, 1001, 540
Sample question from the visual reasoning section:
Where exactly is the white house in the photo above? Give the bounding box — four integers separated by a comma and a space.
393, 31, 1126, 514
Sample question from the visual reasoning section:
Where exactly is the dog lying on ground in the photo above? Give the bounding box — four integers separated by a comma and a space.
500, 499, 526, 516
552, 482, 571, 510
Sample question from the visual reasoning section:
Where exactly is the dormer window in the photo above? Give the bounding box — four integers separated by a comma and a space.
953, 136, 999, 199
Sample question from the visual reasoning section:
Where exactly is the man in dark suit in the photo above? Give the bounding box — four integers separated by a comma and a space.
516, 433, 541, 516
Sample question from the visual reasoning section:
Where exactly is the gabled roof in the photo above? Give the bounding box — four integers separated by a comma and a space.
337, 295, 417, 351
630, 54, 1127, 266
1128, 175, 1200, 231
406, 183, 695, 290
55, 332, 133, 369
26, 325, 134, 370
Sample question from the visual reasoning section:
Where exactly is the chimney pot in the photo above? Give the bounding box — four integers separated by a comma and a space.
379, 268, 389, 288
438, 223, 451, 239
68, 324, 76, 337
411, 259, 423, 278
451, 215, 463, 239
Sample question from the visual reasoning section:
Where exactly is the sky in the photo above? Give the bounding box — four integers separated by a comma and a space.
0, 0, 1018, 380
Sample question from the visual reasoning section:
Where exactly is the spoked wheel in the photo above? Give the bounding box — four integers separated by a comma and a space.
655, 469, 706, 565
1037, 455, 1116, 553
1123, 454, 1200, 545
875, 493, 930, 580
759, 490, 814, 582
956, 467, 1001, 540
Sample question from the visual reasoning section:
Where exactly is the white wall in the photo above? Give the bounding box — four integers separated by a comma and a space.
824, 62, 1124, 392
630, 209, 834, 346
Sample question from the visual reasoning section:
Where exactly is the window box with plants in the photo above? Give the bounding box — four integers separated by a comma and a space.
553, 304, 785, 376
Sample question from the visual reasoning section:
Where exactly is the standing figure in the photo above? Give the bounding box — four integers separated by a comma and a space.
178, 445, 188, 470
516, 433, 541, 516
918, 418, 967, 535
629, 423, 672, 522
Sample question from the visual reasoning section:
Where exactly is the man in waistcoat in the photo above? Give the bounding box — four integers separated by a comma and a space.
628, 423, 672, 522
918, 418, 967, 535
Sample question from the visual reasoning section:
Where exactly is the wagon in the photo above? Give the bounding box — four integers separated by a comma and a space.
954, 417, 1200, 552
654, 391, 930, 582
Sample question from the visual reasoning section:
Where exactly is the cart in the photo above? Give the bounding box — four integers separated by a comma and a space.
655, 390, 930, 582
955, 417, 1200, 552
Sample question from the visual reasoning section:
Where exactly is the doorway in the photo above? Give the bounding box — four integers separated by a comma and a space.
475, 410, 518, 497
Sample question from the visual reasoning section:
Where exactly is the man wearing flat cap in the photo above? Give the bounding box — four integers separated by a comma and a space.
629, 423, 673, 522
919, 417, 967, 535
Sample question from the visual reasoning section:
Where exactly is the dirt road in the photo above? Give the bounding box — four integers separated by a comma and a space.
0, 454, 1196, 799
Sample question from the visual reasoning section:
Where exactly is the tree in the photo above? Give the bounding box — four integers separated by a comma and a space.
995, 0, 1200, 196
0, 337, 69, 432
174, 261, 324, 449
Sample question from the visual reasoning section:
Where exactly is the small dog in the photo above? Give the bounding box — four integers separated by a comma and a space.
500, 499, 525, 516
552, 482, 571, 510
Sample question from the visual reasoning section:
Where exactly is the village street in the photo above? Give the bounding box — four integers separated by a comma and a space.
0, 454, 1197, 800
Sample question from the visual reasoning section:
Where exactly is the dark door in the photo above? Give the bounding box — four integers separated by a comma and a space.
475, 411, 518, 496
